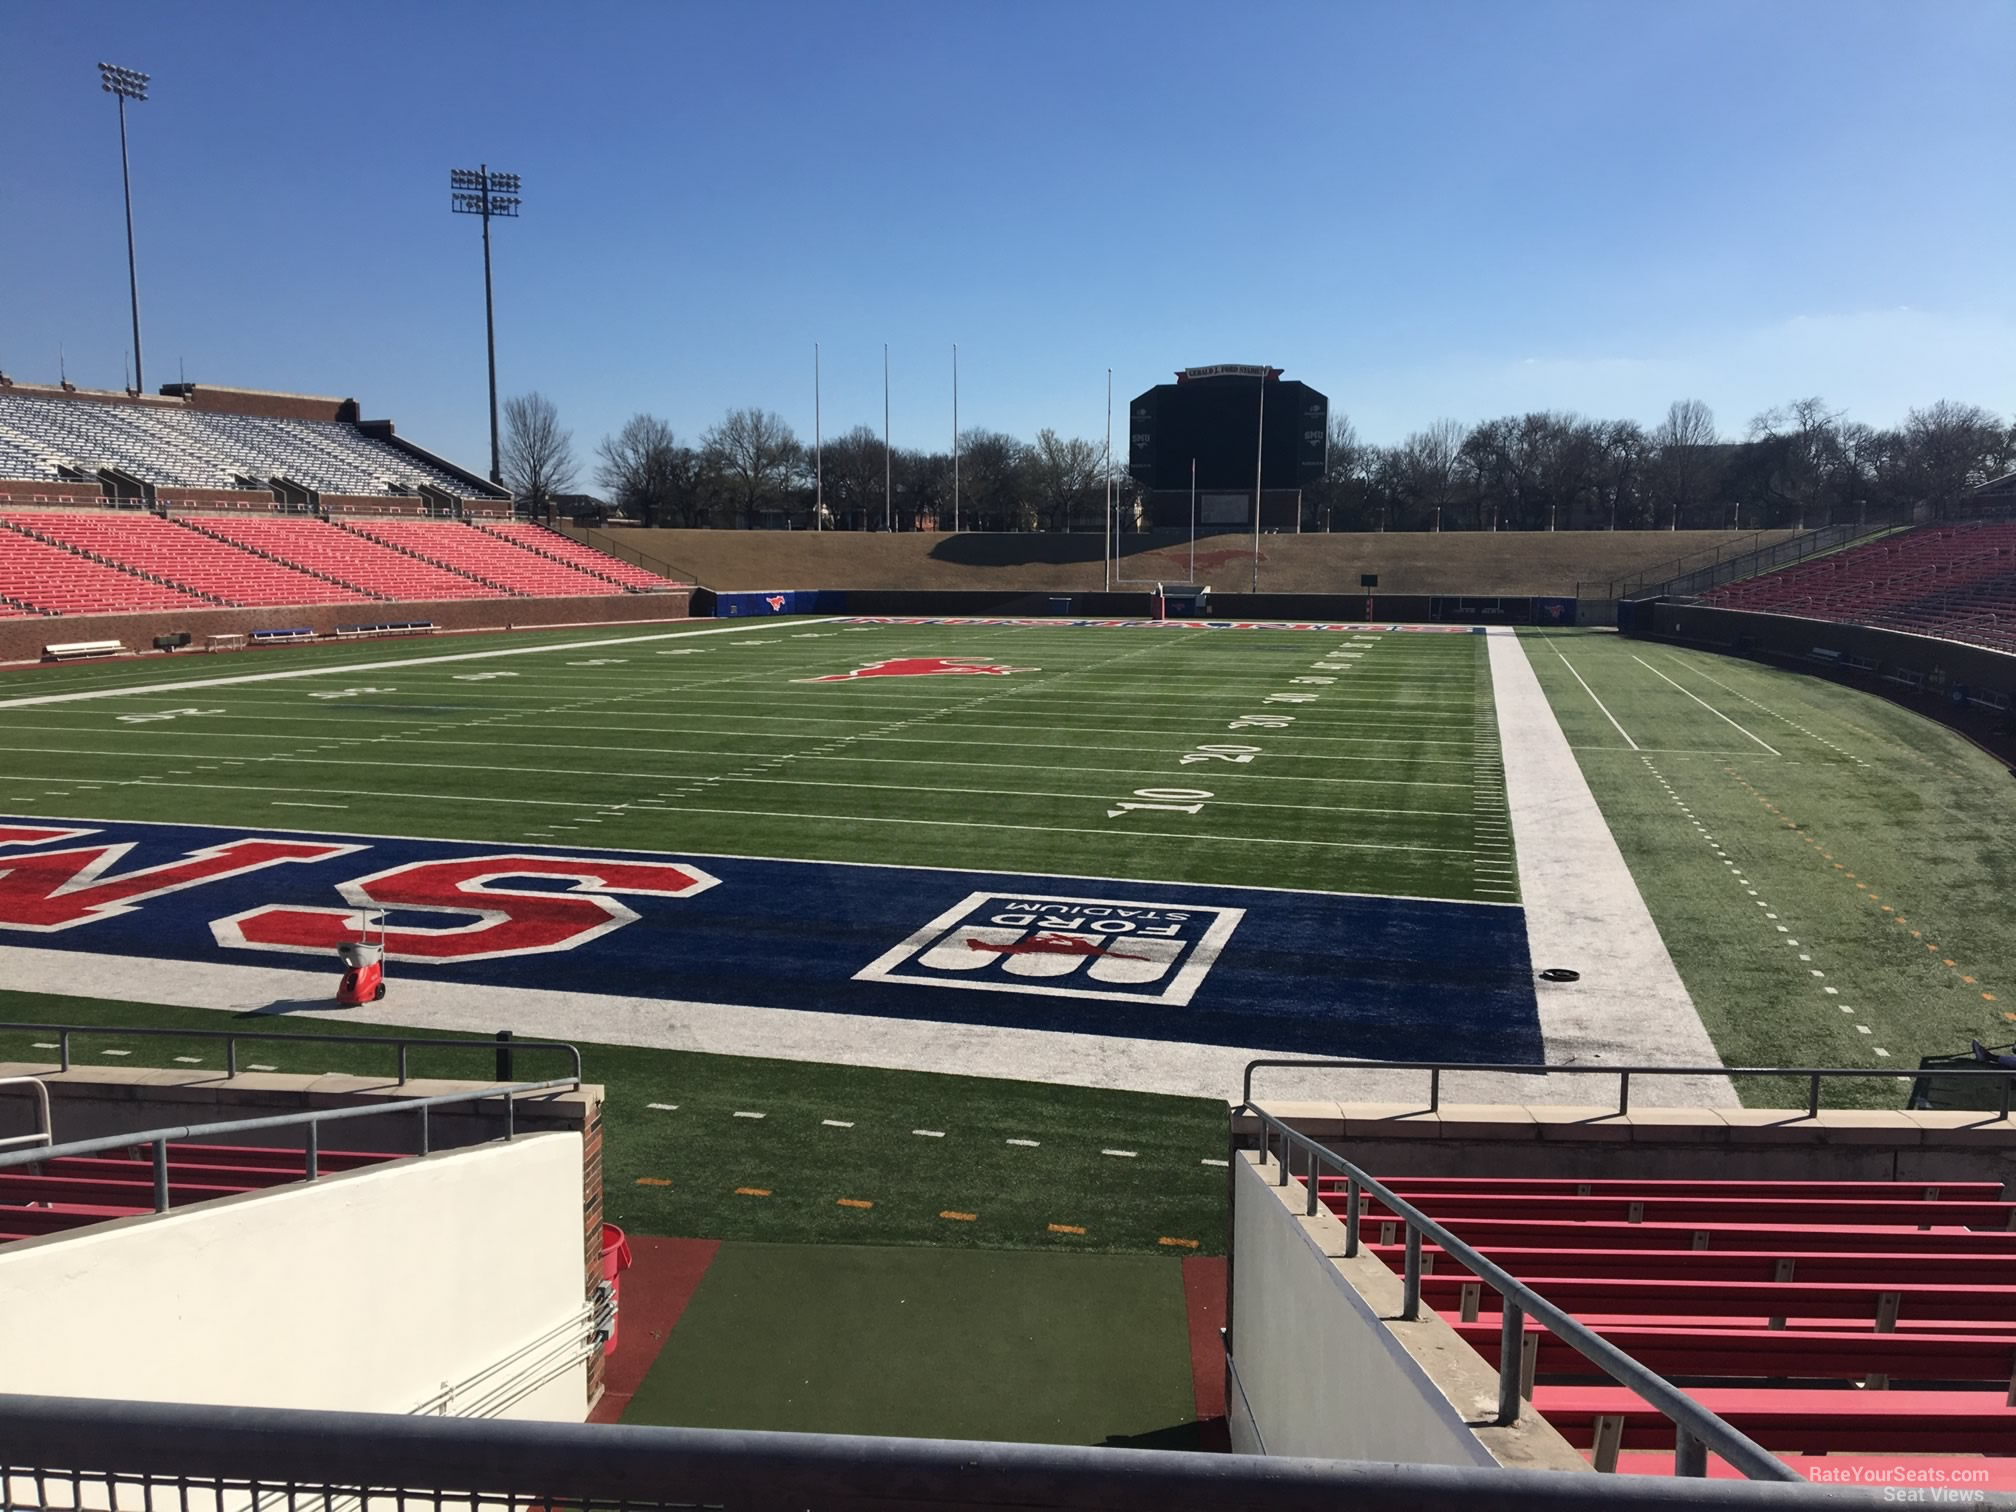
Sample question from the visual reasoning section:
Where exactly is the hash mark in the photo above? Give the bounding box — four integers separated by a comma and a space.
1101, 1148, 1137, 1158
822, 1119, 854, 1128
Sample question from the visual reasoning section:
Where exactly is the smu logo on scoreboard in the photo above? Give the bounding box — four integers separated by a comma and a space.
855, 892, 1243, 1006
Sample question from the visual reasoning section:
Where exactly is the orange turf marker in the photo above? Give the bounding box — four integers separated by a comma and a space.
636, 1177, 674, 1188
1158, 1236, 1202, 1250
1986, 993, 1999, 1003
1047, 1223, 1086, 1235
736, 1187, 772, 1198
837, 1198, 874, 1210
940, 1210, 978, 1223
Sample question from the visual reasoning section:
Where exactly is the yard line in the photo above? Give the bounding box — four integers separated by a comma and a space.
1630, 656, 1781, 756
704, 772, 1470, 820
0, 803, 1520, 906
70, 774, 1480, 858
1541, 638, 1638, 751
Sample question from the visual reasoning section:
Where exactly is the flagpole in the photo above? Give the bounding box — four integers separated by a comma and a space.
1190, 457, 1197, 583
1251, 369, 1266, 593
883, 343, 892, 533
952, 343, 960, 533
1104, 367, 1113, 592
814, 341, 822, 531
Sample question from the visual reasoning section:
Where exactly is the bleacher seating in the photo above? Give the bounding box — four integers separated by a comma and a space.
346, 519, 627, 597
0, 518, 211, 615
190, 516, 501, 602
1320, 1172, 2016, 1471
1699, 520, 2016, 654
0, 394, 474, 498
4, 511, 369, 608
481, 520, 689, 590
0, 1142, 399, 1245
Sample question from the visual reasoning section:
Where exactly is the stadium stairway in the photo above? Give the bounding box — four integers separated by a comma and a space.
0, 1143, 401, 1244
1316, 1173, 2016, 1470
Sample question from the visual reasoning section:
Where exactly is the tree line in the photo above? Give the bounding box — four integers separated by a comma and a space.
500, 392, 2016, 532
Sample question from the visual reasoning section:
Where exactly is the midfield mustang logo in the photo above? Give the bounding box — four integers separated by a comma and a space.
855, 892, 1244, 1006
798, 656, 1038, 683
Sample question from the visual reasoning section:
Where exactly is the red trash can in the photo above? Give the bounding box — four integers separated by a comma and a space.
600, 1223, 633, 1357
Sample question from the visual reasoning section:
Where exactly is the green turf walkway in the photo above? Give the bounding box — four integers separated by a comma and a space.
623, 1242, 1200, 1446
1523, 628, 2016, 1103
0, 988, 1229, 1253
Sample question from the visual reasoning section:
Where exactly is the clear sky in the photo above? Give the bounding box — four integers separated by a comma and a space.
4, 0, 2012, 479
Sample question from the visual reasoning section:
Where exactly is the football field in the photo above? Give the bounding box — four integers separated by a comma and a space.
0, 617, 1509, 901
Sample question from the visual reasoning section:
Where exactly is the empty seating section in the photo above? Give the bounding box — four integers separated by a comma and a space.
0, 394, 476, 497
191, 516, 497, 601
1700, 521, 2016, 653
347, 519, 622, 597
1319, 1172, 2016, 1469
0, 1142, 399, 1245
482, 520, 688, 589
7, 511, 368, 608
0, 520, 209, 615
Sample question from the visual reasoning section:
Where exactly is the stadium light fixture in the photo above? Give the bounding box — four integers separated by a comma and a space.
449, 165, 522, 489
97, 62, 150, 394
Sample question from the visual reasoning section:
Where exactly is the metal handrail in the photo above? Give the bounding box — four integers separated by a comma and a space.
1235, 1103, 1801, 1482
1, 1022, 582, 1085
0, 1076, 580, 1210
0, 1391, 1900, 1508
0, 1075, 52, 1152
1239, 1057, 2016, 1120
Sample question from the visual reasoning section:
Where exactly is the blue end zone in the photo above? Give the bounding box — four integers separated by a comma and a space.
0, 818, 1541, 1062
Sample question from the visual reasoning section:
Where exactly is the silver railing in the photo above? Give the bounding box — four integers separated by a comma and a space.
1234, 1103, 1801, 1482
0, 1075, 52, 1152
0, 1392, 1911, 1508
1, 1022, 582, 1085
0, 1076, 581, 1211
1238, 1057, 2016, 1120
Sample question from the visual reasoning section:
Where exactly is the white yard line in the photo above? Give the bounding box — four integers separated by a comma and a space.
0, 619, 842, 710
1630, 656, 1781, 756
1490, 635, 1735, 1106
1540, 637, 1638, 750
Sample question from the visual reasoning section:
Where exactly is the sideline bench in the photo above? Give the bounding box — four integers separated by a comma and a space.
333, 620, 437, 639
250, 627, 315, 645
41, 640, 124, 662
203, 633, 246, 653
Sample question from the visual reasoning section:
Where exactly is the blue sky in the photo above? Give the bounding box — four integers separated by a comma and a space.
4, 1, 2012, 479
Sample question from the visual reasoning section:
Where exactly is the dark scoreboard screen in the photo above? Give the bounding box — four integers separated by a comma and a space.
1128, 371, 1327, 492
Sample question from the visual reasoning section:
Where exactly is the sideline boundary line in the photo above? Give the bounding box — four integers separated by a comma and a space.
1539, 636, 1639, 751
0, 619, 843, 710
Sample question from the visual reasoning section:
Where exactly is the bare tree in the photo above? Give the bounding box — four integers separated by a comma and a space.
1399, 419, 1466, 533
1904, 400, 2011, 514
1649, 400, 1720, 530
595, 414, 715, 528
954, 430, 1029, 530
501, 392, 577, 516
703, 407, 802, 528
1026, 428, 1105, 532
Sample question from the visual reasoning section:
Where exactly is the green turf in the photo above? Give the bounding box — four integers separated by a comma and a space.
1523, 628, 2016, 1105
622, 1241, 1199, 1445
0, 987, 1229, 1253
0, 619, 1508, 902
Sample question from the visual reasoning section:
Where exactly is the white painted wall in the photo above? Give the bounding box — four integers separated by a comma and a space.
1228, 1157, 1494, 1465
0, 1132, 588, 1421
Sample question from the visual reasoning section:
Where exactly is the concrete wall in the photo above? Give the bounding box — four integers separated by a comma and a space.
0, 1132, 590, 1420
1230, 1155, 1515, 1466
0, 591, 690, 666
1236, 1102, 2016, 1189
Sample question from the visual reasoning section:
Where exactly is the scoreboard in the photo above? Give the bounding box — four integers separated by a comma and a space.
1127, 367, 1328, 493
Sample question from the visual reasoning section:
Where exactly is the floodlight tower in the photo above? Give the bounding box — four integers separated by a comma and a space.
449, 166, 521, 486
97, 63, 150, 394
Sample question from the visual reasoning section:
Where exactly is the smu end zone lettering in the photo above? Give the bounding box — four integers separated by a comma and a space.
214, 853, 720, 963
0, 827, 363, 933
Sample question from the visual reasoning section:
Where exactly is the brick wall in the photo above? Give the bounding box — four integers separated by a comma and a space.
0, 591, 692, 665
321, 495, 432, 518
156, 489, 281, 512
0, 480, 108, 505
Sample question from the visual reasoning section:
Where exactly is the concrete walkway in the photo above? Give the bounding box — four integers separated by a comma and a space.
1487, 631, 1735, 1106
